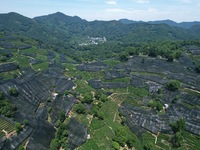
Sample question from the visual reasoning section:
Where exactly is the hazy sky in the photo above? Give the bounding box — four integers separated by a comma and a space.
0, 0, 200, 22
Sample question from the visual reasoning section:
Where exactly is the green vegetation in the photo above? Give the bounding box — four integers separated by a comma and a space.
15, 122, 22, 133
103, 59, 121, 66
170, 118, 186, 147
94, 92, 108, 103
0, 91, 4, 100
113, 126, 139, 148
0, 70, 20, 80
50, 123, 68, 150
59, 110, 66, 122
141, 130, 200, 150
74, 80, 95, 94
76, 82, 144, 149
1, 12, 200, 150
170, 118, 186, 133
171, 132, 183, 147
128, 86, 149, 97
166, 80, 180, 91
81, 93, 93, 104
0, 99, 16, 118
112, 141, 120, 150
143, 142, 154, 150
17, 144, 24, 150
172, 95, 179, 103
23, 119, 29, 125
8, 87, 19, 96
104, 77, 130, 83
32, 62, 49, 71
74, 103, 86, 114
14, 55, 30, 68
148, 99, 163, 111
47, 97, 52, 102
119, 53, 128, 62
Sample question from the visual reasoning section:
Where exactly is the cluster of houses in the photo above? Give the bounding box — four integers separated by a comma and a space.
79, 36, 106, 46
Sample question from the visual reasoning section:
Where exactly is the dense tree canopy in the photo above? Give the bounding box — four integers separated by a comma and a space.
113, 126, 138, 148
166, 80, 180, 91
0, 99, 16, 118
172, 132, 183, 147
170, 118, 186, 133
148, 99, 163, 111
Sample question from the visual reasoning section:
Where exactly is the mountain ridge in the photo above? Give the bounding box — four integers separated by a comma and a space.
118, 18, 200, 28
1, 12, 200, 28
1, 12, 200, 46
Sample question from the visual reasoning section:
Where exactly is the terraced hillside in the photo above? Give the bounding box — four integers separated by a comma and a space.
0, 13, 200, 150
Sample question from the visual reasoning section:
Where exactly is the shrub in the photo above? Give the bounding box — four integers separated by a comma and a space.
75, 103, 86, 114
0, 100, 16, 117
172, 95, 179, 103
94, 111, 104, 120
59, 110, 66, 122
170, 118, 186, 133
127, 135, 137, 148
82, 93, 93, 104
148, 100, 163, 111
9, 87, 19, 96
166, 80, 180, 91
23, 119, 29, 125
15, 122, 22, 133
113, 126, 129, 147
64, 90, 69, 96
119, 53, 128, 62
47, 97, 51, 102
56, 120, 61, 127
171, 132, 183, 147
100, 94, 108, 102
48, 107, 52, 113
18, 144, 24, 150
50, 138, 60, 150
112, 141, 120, 150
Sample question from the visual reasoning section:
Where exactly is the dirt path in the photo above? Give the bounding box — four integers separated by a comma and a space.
184, 88, 200, 94
24, 140, 29, 149
104, 121, 114, 134
2, 129, 16, 139
2, 129, 7, 135
113, 113, 117, 122
151, 132, 160, 144
87, 114, 94, 127
0, 60, 17, 65
29, 63, 36, 71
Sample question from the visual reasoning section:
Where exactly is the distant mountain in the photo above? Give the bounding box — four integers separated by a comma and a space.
0, 12, 36, 32
119, 19, 200, 28
118, 19, 144, 24
148, 20, 178, 27
178, 21, 200, 28
34, 12, 87, 26
0, 12, 200, 47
